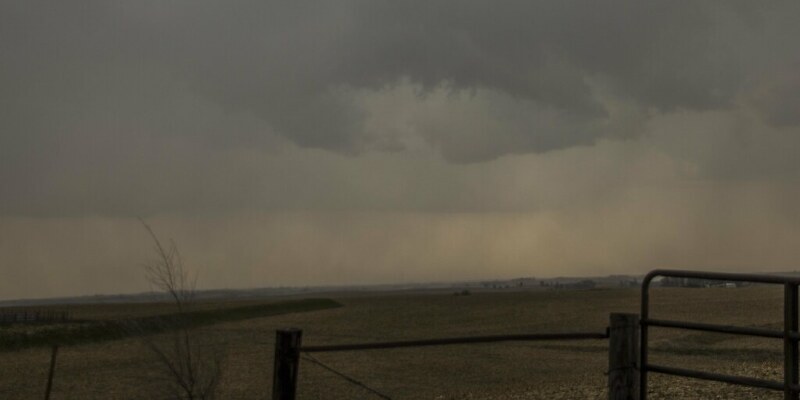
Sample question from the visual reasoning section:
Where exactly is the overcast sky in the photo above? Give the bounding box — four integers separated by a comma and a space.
2, 1, 800, 300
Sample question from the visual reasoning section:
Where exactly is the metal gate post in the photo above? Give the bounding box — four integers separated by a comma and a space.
786, 284, 798, 400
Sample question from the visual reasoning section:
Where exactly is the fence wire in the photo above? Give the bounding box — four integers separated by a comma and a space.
301, 353, 393, 400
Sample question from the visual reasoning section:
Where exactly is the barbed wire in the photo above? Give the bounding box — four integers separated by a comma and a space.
301, 353, 393, 400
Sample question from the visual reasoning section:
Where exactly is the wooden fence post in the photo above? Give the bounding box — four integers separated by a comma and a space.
273, 328, 302, 400
608, 313, 640, 400
44, 345, 59, 400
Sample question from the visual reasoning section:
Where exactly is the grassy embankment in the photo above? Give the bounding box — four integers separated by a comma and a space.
0, 298, 341, 351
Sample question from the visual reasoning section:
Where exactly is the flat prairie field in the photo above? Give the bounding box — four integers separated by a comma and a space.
0, 286, 789, 399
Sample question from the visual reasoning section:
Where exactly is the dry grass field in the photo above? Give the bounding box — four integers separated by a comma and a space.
0, 285, 790, 399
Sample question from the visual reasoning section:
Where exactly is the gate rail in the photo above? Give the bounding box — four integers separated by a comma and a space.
641, 269, 800, 400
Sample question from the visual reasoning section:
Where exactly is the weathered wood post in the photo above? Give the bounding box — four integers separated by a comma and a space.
44, 345, 59, 400
608, 313, 640, 400
273, 328, 302, 400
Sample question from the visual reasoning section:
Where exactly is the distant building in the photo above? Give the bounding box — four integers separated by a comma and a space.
660, 277, 740, 288
619, 279, 639, 288
555, 280, 596, 290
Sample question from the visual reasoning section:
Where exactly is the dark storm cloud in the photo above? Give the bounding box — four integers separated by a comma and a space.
1, 1, 799, 217
749, 69, 800, 128
3, 1, 794, 140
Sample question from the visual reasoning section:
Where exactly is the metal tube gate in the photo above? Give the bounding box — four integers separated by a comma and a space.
641, 269, 800, 400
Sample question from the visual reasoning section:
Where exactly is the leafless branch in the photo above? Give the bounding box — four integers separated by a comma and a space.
137, 218, 221, 400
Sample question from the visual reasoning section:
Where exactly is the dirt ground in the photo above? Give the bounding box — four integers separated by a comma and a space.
0, 286, 790, 399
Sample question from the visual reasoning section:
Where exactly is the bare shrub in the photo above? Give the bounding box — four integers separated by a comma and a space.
139, 219, 222, 400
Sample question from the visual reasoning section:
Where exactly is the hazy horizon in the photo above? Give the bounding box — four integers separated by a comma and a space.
3, 1, 800, 300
